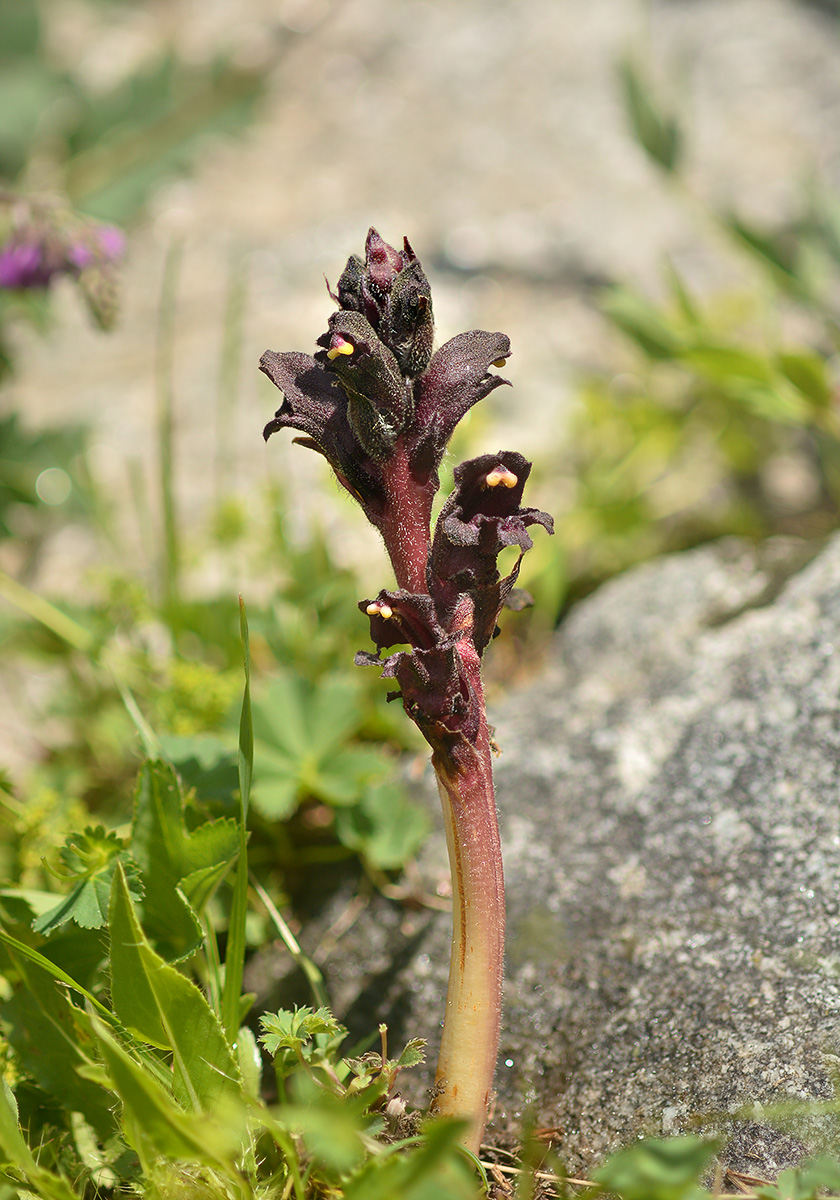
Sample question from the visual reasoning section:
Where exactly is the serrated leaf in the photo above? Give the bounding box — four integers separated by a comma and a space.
259, 1006, 344, 1057
0, 1078, 33, 1172
130, 759, 238, 959
89, 1016, 237, 1167
2, 960, 115, 1139
32, 826, 140, 936
0, 1078, 77, 1200
108, 863, 242, 1111
397, 1038, 427, 1070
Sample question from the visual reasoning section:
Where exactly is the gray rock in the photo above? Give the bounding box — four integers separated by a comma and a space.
259, 535, 840, 1178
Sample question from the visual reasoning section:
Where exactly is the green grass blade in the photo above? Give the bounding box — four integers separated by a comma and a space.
156, 239, 182, 613
221, 597, 253, 1044
0, 568, 163, 759
0, 927, 113, 1020
0, 568, 93, 652
250, 874, 329, 1011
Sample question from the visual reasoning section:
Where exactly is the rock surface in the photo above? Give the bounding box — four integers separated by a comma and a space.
254, 535, 840, 1177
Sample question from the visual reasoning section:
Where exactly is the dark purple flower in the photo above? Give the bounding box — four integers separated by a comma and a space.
354, 592, 479, 746
263, 229, 553, 758
333, 227, 434, 377
261, 229, 511, 567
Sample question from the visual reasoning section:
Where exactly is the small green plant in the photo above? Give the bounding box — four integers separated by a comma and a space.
0, 614, 479, 1200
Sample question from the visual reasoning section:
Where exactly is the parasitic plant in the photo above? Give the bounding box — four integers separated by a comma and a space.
260, 228, 553, 1153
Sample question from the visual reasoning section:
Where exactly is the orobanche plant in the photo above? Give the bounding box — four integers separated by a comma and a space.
261, 228, 553, 1151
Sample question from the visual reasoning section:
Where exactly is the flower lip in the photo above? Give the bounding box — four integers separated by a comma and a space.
484, 465, 518, 489
358, 589, 445, 652
327, 334, 355, 360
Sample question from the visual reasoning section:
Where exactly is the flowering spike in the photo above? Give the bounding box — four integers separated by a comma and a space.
261, 229, 553, 1153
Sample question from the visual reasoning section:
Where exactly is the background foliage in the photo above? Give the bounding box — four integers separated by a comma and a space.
2, 3, 840, 1196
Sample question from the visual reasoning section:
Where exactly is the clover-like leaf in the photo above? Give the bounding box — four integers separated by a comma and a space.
258, 1006, 344, 1058
33, 826, 141, 936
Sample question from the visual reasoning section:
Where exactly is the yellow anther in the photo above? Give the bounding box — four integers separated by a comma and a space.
492, 357, 507, 368
485, 466, 518, 489
365, 602, 393, 619
327, 338, 355, 360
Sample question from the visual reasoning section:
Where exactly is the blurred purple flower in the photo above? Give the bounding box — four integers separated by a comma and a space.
67, 225, 126, 271
0, 241, 48, 289
0, 218, 125, 291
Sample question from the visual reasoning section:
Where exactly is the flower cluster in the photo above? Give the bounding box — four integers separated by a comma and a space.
355, 450, 552, 752
0, 195, 125, 329
261, 229, 552, 760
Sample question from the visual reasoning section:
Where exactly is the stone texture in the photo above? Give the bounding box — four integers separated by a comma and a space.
253, 535, 840, 1177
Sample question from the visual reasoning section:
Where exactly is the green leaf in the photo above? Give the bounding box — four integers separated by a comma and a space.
89, 1016, 238, 1167
259, 1006, 344, 1058
756, 1156, 840, 1200
593, 1136, 721, 1200
341, 1116, 475, 1200
221, 597, 253, 1044
722, 212, 801, 286
278, 1099, 366, 1175
306, 676, 369, 758
0, 1078, 77, 1200
397, 1038, 427, 1070
679, 342, 773, 385
2, 960, 115, 1138
130, 759, 238, 959
108, 863, 242, 1111
251, 672, 380, 816
601, 287, 684, 360
253, 672, 365, 762
235, 1025, 262, 1100
251, 673, 310, 759
33, 827, 141, 935
618, 55, 683, 174
0, 1078, 34, 1173
0, 927, 111, 1020
159, 735, 238, 807
776, 352, 831, 407
334, 783, 429, 869
237, 596, 253, 821
250, 764, 300, 819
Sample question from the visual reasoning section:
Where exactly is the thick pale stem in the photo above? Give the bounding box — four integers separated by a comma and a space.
430, 671, 504, 1155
